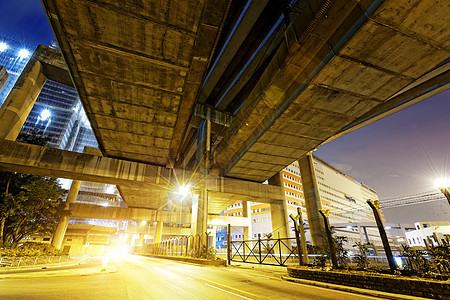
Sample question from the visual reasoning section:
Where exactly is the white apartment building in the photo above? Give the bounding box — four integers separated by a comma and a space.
223, 155, 386, 247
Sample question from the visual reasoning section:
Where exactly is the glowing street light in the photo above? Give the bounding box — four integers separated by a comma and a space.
0, 42, 7, 52
176, 183, 192, 199
434, 177, 450, 205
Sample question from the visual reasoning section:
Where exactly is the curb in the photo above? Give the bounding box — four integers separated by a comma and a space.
138, 254, 227, 266
0, 265, 117, 280
0, 258, 90, 274
281, 275, 430, 300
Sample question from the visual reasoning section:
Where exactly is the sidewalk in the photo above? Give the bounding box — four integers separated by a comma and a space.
0, 258, 116, 279
228, 262, 429, 300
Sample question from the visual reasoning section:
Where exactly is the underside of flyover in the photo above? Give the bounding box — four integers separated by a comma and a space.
0, 0, 448, 238
41, 0, 449, 184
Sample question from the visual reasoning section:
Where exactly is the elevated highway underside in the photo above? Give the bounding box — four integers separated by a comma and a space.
0, 0, 445, 221
40, 0, 449, 186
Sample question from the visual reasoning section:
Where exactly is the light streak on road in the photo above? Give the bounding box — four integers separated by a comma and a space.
204, 283, 253, 300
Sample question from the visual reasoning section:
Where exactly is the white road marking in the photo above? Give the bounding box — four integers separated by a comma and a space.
204, 283, 253, 300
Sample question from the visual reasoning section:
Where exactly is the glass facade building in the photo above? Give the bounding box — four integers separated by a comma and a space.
20, 79, 98, 151
1, 36, 122, 229
0, 36, 33, 107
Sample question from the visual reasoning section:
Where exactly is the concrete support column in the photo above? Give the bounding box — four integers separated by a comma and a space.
154, 221, 163, 243
51, 179, 82, 250
209, 227, 217, 249
191, 120, 210, 236
357, 225, 365, 244
363, 227, 370, 244
138, 234, 145, 246
242, 201, 252, 241
298, 153, 326, 248
191, 190, 208, 236
268, 172, 290, 239
0, 58, 47, 140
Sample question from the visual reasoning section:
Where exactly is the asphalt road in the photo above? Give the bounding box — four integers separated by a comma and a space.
0, 255, 383, 299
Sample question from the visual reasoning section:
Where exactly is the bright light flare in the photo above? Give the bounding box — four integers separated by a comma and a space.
434, 177, 450, 189
141, 220, 147, 225
0, 42, 7, 52
18, 49, 30, 58
176, 183, 192, 197
110, 245, 129, 259
39, 109, 51, 121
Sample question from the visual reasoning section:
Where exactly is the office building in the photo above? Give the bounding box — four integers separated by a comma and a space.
219, 156, 386, 249
0, 36, 32, 107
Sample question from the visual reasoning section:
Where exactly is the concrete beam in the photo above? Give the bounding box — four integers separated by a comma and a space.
69, 203, 192, 224
213, 0, 449, 183
0, 139, 282, 212
199, 0, 270, 104
69, 203, 252, 228
0, 139, 159, 186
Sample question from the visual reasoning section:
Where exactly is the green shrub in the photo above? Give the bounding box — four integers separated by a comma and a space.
0, 242, 62, 257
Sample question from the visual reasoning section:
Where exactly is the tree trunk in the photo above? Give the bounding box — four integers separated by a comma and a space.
0, 173, 12, 246
0, 218, 5, 246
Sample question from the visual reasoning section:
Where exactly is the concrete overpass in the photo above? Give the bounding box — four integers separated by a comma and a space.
39, 0, 448, 183
0, 0, 448, 247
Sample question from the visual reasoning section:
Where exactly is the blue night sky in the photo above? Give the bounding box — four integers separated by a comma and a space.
1, 1, 449, 200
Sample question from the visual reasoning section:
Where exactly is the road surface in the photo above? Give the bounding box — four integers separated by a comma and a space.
0, 255, 385, 299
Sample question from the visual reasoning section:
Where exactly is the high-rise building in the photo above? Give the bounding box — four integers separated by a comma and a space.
0, 38, 122, 225
0, 37, 32, 107
20, 79, 98, 151
219, 156, 385, 249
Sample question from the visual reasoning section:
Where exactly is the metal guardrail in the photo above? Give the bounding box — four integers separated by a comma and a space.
0, 255, 83, 269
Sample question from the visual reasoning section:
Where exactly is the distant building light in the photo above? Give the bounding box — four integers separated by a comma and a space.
384, 226, 392, 230
346, 226, 353, 229
39, 109, 51, 121
0, 42, 7, 52
18, 49, 30, 59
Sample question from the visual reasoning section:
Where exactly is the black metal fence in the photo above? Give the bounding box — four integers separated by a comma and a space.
228, 236, 303, 266
139, 232, 215, 259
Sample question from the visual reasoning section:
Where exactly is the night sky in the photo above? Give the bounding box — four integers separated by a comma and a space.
1, 1, 449, 200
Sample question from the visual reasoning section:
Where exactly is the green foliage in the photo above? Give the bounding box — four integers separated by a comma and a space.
428, 242, 450, 274
311, 234, 348, 270
334, 235, 348, 268
0, 130, 64, 247
0, 242, 62, 257
353, 242, 370, 269
400, 245, 432, 275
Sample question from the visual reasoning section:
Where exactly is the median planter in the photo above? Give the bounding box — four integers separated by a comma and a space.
287, 267, 450, 299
